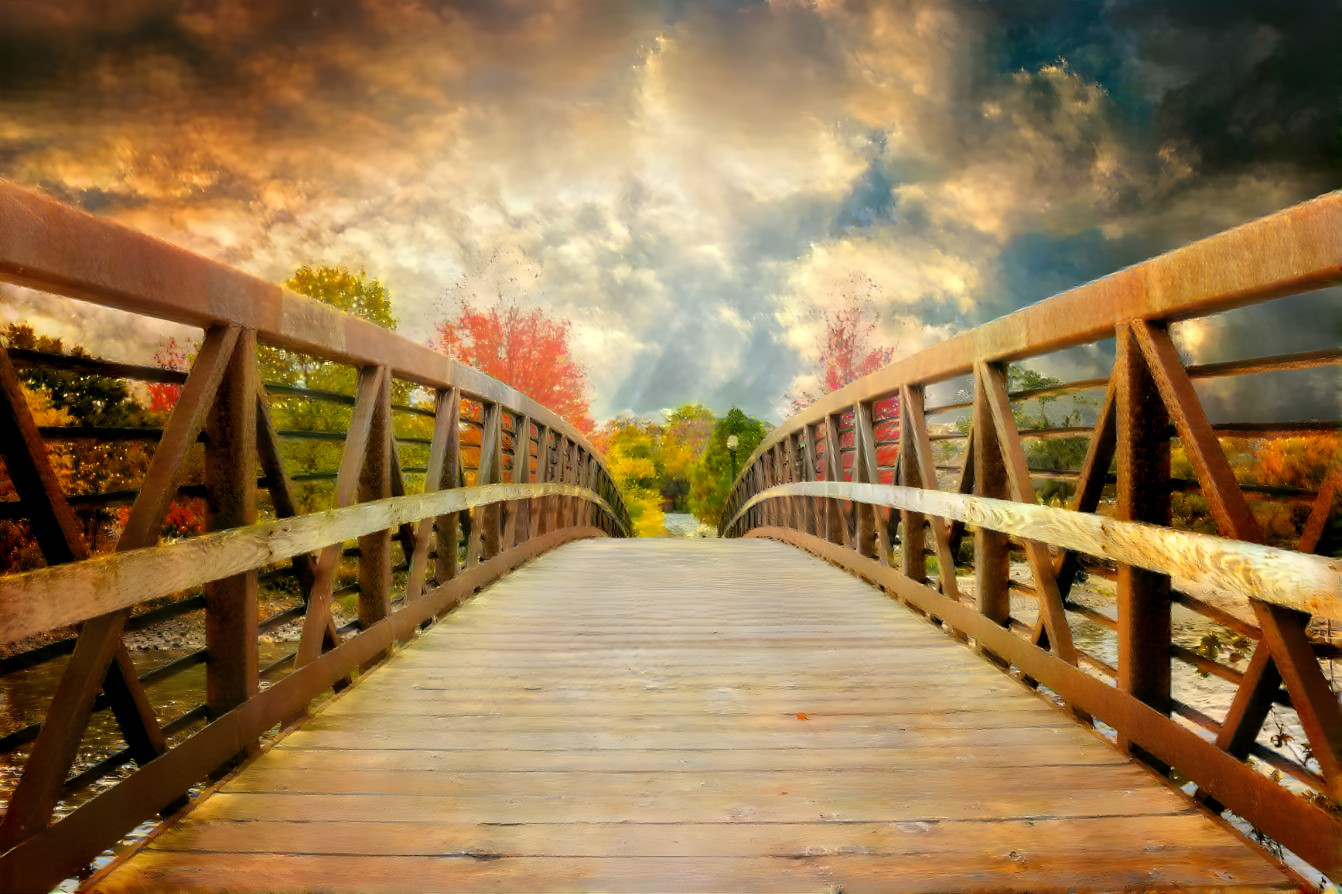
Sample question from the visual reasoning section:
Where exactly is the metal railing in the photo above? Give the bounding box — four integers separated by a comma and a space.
0, 181, 631, 892
722, 191, 1342, 879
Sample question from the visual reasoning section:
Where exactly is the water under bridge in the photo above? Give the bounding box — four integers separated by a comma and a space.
0, 182, 1338, 891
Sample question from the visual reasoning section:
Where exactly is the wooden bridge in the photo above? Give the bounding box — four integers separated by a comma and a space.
0, 181, 1338, 891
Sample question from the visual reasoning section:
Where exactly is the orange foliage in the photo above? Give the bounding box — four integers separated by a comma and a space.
1245, 433, 1339, 491
433, 299, 593, 434
146, 336, 191, 416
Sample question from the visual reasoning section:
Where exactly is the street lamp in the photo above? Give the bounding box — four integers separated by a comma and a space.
726, 434, 739, 482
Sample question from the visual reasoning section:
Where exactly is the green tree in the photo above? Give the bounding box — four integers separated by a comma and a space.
263, 266, 428, 510
950, 365, 1093, 505
688, 407, 769, 528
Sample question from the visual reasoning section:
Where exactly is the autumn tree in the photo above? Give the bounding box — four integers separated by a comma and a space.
433, 295, 594, 435
601, 418, 667, 537
787, 275, 896, 415
688, 407, 769, 528
660, 404, 716, 511
1, 324, 160, 557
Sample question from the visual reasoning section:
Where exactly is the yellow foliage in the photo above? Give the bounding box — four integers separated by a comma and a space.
0, 386, 76, 496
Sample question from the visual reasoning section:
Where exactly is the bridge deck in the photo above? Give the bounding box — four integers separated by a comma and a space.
90, 539, 1291, 892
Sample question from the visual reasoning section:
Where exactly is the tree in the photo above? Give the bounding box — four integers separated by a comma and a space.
433, 295, 594, 434
688, 408, 769, 528
263, 266, 422, 510
0, 385, 75, 572
786, 275, 896, 415
602, 418, 667, 537
1, 324, 161, 554
659, 404, 716, 511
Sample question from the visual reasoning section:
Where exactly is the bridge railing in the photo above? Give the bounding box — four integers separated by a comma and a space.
722, 192, 1342, 879
0, 181, 631, 892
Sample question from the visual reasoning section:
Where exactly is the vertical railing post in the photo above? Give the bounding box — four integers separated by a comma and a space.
897, 391, 926, 584
357, 366, 393, 634
433, 388, 462, 586
973, 363, 1011, 645
203, 329, 259, 718
823, 414, 848, 547
534, 425, 553, 538
512, 415, 532, 546
1115, 323, 1172, 755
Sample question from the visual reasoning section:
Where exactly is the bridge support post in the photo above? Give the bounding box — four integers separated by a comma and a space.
204, 328, 259, 720
432, 388, 462, 586
357, 366, 393, 638
1114, 324, 1172, 761
972, 363, 1011, 655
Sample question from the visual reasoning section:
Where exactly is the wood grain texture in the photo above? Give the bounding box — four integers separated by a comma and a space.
90, 539, 1291, 893
752, 526, 1340, 879
725, 480, 1341, 621
0, 482, 620, 646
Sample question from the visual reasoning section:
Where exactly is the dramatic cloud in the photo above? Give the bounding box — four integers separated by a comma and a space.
1, 0, 1336, 421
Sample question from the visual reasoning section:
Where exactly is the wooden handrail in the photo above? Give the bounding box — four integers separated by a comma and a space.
724, 481, 1340, 622
0, 482, 623, 647
0, 181, 602, 457
744, 189, 1342, 463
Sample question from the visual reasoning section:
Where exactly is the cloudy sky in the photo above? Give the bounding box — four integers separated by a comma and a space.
1, 0, 1337, 422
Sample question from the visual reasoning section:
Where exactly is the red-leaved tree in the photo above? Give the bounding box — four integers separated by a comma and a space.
787, 277, 897, 413
432, 297, 594, 434
786, 276, 900, 476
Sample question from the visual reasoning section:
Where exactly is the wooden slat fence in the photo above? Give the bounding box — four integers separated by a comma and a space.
722, 192, 1342, 879
0, 182, 630, 893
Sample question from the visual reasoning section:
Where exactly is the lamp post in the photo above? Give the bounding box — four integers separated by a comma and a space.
727, 434, 739, 483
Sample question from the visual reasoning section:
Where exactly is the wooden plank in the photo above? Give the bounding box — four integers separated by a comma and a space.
0, 526, 604, 893
264, 744, 1129, 772
1114, 324, 1172, 728
90, 538, 1292, 893
753, 527, 1340, 877
0, 481, 616, 648
89, 852, 1297, 894
203, 328, 259, 716
145, 814, 1241, 858
722, 482, 1341, 622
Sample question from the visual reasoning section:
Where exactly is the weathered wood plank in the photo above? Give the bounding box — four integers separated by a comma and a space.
725, 481, 1341, 621
0, 483, 617, 646
0, 527, 602, 894
90, 852, 1296, 894
91, 539, 1292, 893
